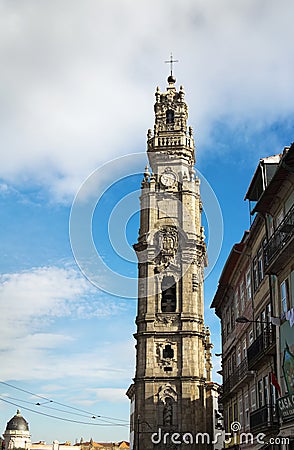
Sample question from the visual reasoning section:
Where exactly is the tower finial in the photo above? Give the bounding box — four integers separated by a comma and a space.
165, 52, 178, 83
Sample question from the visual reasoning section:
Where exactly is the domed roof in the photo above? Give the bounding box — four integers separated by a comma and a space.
6, 410, 29, 431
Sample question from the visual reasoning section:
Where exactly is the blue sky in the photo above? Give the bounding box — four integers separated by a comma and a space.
0, 0, 294, 444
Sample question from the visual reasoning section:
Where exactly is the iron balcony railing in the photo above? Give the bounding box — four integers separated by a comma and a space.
247, 325, 275, 370
235, 357, 251, 382
222, 358, 253, 396
264, 203, 294, 270
222, 377, 232, 396
250, 404, 278, 431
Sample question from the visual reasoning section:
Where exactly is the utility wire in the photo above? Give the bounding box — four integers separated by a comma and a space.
0, 397, 128, 427
0, 381, 129, 425
0, 395, 115, 422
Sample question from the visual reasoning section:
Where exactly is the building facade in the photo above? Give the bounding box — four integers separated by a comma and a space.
250, 144, 294, 446
3, 410, 31, 450
127, 74, 216, 449
211, 144, 294, 449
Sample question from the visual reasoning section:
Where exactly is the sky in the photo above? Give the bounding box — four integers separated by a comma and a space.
0, 0, 294, 444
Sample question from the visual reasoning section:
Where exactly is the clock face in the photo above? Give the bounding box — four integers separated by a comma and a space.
160, 171, 176, 187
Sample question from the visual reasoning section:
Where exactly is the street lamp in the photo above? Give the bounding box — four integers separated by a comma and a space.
236, 316, 257, 324
236, 316, 280, 325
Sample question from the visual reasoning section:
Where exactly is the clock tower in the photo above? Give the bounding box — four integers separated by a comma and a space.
127, 72, 213, 450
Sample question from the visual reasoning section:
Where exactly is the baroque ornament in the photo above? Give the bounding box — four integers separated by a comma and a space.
158, 383, 177, 404
155, 314, 179, 325
154, 226, 178, 270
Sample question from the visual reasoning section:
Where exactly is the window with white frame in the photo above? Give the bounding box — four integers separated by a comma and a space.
270, 380, 277, 408
252, 245, 265, 292
244, 392, 249, 428
281, 279, 290, 314
248, 328, 254, 345
235, 290, 240, 318
237, 346, 241, 366
242, 337, 247, 360
263, 375, 269, 406
246, 270, 252, 301
240, 280, 245, 312
267, 214, 274, 237
257, 248, 264, 284
239, 396, 243, 428
256, 314, 262, 336
258, 379, 264, 407
266, 303, 271, 320
252, 257, 259, 292
251, 386, 256, 411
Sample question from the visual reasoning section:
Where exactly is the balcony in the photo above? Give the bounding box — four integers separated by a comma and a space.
222, 358, 254, 397
264, 203, 294, 274
147, 134, 194, 152
247, 325, 276, 370
233, 358, 254, 388
222, 378, 232, 397
250, 404, 278, 431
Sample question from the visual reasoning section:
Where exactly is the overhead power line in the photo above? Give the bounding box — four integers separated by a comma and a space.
0, 380, 129, 426
0, 397, 128, 427
1, 395, 114, 422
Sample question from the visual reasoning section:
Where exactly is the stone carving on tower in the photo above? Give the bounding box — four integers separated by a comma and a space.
127, 66, 214, 450
154, 225, 178, 271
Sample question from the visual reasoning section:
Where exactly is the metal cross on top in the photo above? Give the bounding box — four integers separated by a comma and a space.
165, 53, 179, 76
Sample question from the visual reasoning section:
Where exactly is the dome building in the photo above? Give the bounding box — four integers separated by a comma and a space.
3, 410, 31, 450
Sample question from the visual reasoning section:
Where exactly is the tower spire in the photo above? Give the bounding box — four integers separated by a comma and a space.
164, 52, 178, 83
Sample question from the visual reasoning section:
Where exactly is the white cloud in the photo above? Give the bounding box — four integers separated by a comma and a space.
90, 388, 129, 404
0, 267, 91, 330
0, 183, 17, 196
0, 0, 293, 201
0, 183, 9, 193
0, 266, 130, 382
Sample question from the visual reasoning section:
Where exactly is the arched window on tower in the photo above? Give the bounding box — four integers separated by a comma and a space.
161, 276, 176, 312
166, 109, 174, 124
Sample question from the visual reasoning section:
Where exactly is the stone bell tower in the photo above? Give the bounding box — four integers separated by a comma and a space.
127, 72, 213, 450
